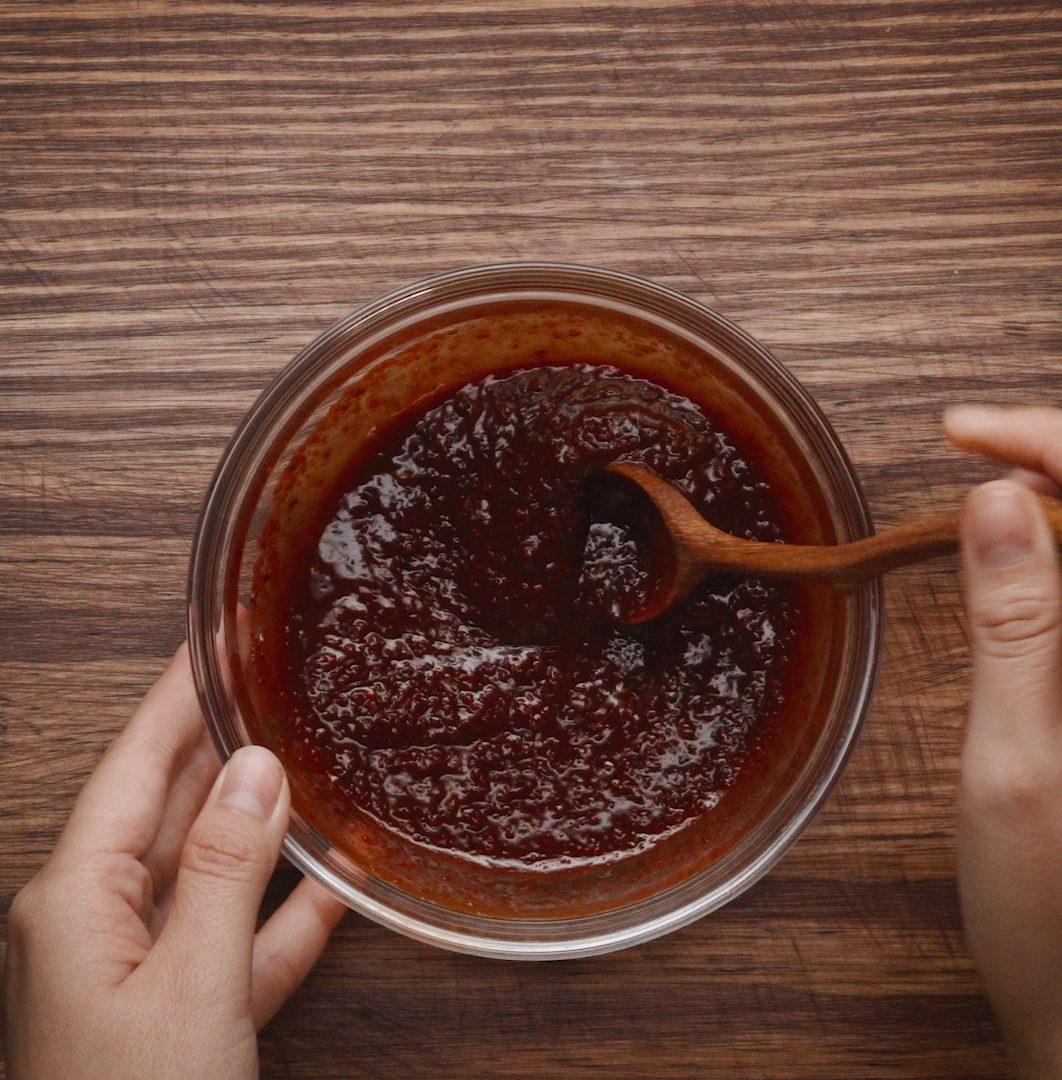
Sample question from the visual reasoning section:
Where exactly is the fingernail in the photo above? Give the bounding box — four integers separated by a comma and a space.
219, 746, 283, 819
946, 404, 999, 424
944, 404, 1007, 441
969, 481, 1035, 569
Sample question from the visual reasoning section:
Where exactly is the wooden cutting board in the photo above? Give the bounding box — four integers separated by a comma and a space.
3, 2, 1059, 1076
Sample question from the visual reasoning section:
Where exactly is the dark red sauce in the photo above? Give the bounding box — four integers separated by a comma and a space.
259, 363, 805, 868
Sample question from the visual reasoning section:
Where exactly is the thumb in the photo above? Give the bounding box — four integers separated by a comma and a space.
158, 745, 290, 1000
962, 480, 1062, 750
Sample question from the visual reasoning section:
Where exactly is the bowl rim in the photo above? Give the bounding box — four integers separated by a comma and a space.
188, 261, 883, 960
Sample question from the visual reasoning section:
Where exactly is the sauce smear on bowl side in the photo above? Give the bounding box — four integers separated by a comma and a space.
254, 362, 809, 871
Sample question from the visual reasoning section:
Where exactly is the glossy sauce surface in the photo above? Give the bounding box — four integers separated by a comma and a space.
258, 363, 806, 868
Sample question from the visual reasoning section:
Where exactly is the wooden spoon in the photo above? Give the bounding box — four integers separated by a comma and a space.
605, 461, 1062, 624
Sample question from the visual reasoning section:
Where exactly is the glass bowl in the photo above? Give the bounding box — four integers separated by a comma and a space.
188, 263, 882, 960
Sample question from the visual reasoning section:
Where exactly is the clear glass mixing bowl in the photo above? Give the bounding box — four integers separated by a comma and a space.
188, 263, 881, 960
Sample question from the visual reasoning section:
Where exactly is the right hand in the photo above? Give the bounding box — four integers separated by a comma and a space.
945, 405, 1062, 1079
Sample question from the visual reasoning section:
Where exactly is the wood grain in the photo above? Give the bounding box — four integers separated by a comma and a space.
2, 1, 1060, 1076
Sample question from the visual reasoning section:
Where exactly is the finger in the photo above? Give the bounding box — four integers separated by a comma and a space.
1009, 467, 1062, 499
945, 405, 1062, 485
961, 480, 1062, 751
56, 646, 206, 865
141, 724, 222, 893
143, 604, 252, 891
251, 877, 347, 1029
155, 746, 289, 1002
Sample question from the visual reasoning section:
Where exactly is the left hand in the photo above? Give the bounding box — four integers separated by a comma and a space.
3, 646, 346, 1080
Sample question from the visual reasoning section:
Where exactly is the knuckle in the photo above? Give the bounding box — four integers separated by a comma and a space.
183, 823, 265, 882
970, 581, 1061, 659
257, 944, 302, 1001
91, 851, 154, 913
6, 873, 64, 949
7, 879, 42, 937
959, 754, 1050, 820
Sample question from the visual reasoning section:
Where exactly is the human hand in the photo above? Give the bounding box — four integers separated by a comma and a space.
945, 405, 1062, 1078
4, 646, 346, 1080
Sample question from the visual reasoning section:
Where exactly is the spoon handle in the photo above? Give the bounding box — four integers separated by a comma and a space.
833, 493, 1062, 582
691, 494, 1062, 583
749, 493, 1062, 584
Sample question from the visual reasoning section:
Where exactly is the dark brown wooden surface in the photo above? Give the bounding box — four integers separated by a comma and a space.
3, 2, 1060, 1076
